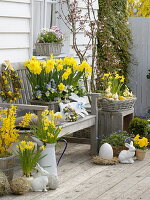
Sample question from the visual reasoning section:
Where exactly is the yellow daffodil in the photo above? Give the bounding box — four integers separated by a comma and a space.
45, 60, 55, 73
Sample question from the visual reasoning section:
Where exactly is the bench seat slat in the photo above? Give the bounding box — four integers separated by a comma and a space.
59, 115, 96, 137
0, 103, 48, 110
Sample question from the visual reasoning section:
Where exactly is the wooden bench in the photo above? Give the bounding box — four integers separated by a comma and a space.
0, 63, 100, 154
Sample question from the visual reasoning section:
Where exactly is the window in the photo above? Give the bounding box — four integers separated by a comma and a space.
33, 0, 58, 49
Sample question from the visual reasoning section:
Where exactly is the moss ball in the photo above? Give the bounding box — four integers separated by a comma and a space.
0, 170, 10, 196
10, 177, 31, 195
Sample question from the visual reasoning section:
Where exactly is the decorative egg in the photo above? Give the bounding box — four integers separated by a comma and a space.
99, 143, 113, 159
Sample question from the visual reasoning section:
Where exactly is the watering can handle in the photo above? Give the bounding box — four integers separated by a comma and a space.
57, 138, 68, 166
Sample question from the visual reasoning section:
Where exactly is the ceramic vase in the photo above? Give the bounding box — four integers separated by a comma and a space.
39, 143, 57, 176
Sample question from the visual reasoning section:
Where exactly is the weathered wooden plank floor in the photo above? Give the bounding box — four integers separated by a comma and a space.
2, 143, 150, 200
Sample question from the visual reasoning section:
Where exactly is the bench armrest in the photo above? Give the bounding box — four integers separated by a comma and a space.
87, 93, 101, 115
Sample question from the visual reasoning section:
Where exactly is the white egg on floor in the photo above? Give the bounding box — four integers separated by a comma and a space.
99, 143, 113, 159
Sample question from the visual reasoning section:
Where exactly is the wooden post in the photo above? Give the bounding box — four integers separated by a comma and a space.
89, 93, 101, 155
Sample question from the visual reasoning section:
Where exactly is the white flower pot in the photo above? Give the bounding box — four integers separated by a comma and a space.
39, 143, 57, 176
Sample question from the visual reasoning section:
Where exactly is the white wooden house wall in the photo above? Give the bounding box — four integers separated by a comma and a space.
33, 0, 58, 48
0, 0, 33, 63
128, 17, 150, 116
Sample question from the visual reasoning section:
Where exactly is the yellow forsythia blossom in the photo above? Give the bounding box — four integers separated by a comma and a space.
0, 105, 19, 156
19, 113, 35, 127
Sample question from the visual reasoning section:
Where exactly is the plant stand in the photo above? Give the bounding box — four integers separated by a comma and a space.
98, 108, 134, 139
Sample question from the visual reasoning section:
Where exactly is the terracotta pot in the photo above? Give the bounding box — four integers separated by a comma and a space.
0, 155, 15, 182
112, 146, 128, 157
136, 149, 147, 161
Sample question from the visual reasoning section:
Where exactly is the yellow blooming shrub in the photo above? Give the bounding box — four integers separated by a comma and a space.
134, 134, 149, 150
128, 0, 150, 17
101, 72, 133, 100
0, 105, 33, 157
24, 56, 92, 102
0, 61, 22, 103
16, 141, 45, 177
31, 109, 62, 143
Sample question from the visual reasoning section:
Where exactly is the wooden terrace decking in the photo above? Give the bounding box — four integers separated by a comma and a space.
2, 143, 150, 200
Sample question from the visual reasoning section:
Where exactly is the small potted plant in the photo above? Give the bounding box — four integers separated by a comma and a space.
0, 105, 33, 181
30, 110, 64, 176
134, 134, 149, 160
129, 118, 148, 136
35, 26, 63, 56
101, 131, 131, 157
98, 72, 136, 112
16, 140, 45, 178
24, 56, 91, 107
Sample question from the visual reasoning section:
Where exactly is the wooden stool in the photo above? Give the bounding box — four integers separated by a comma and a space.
98, 108, 134, 139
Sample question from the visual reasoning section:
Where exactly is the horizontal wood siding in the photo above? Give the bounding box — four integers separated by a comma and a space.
0, 0, 32, 63
0, 49, 30, 62
129, 17, 150, 116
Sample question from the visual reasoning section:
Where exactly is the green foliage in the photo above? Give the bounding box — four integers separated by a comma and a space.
16, 141, 45, 177
129, 118, 148, 136
37, 27, 63, 43
101, 131, 130, 147
147, 69, 150, 79
97, 0, 132, 90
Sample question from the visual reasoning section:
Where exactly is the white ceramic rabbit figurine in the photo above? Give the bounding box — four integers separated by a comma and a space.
48, 174, 59, 190
31, 163, 49, 192
118, 141, 135, 164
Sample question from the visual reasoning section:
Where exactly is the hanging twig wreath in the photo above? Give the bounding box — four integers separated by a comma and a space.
0, 61, 22, 103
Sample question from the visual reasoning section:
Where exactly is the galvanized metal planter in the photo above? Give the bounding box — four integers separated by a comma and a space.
0, 155, 15, 182
29, 99, 60, 112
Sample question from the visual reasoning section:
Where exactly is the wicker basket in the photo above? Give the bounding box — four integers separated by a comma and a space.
35, 42, 62, 56
98, 97, 137, 112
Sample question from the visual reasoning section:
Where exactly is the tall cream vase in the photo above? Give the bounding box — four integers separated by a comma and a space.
39, 143, 57, 176
31, 136, 58, 176
136, 149, 147, 161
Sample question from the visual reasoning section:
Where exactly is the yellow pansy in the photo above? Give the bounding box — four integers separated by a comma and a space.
58, 83, 65, 91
